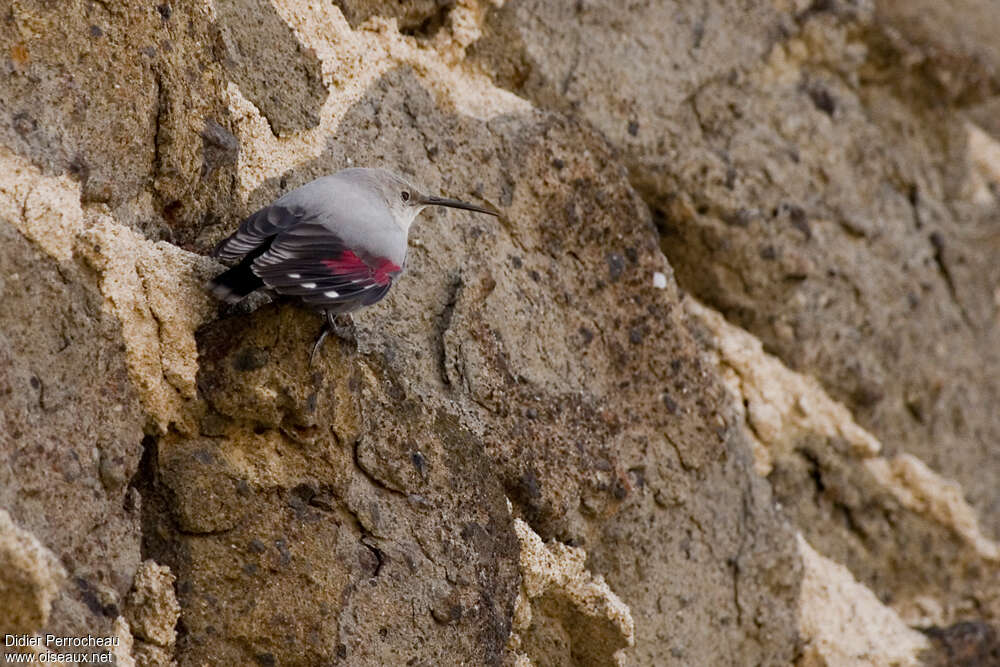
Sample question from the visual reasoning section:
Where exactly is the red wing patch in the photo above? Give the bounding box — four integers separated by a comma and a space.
320, 250, 367, 275
372, 257, 402, 286
322, 252, 400, 286
249, 223, 402, 312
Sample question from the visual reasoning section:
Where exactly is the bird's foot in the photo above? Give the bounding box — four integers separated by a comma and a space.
310, 312, 356, 364
310, 328, 330, 365
328, 313, 357, 343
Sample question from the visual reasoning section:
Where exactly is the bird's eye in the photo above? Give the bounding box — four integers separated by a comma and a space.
400, 191, 410, 202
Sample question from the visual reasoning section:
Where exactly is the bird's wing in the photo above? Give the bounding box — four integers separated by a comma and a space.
213, 203, 305, 262
251, 221, 402, 311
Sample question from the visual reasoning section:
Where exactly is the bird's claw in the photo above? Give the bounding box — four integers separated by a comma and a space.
309, 312, 357, 364
310, 327, 330, 365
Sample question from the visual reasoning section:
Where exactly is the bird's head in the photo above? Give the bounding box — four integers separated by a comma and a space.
364, 168, 498, 233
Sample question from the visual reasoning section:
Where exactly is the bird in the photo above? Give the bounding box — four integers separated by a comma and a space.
208, 167, 497, 361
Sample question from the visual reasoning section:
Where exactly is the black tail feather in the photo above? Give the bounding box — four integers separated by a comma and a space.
207, 258, 266, 303
208, 238, 273, 304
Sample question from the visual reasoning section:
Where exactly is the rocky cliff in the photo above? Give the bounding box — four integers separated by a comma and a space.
2, 0, 999, 665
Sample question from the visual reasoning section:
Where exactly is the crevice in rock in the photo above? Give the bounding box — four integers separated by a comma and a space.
74, 576, 120, 619
907, 183, 924, 230
360, 537, 385, 578
728, 555, 743, 628
130, 433, 184, 568
126, 433, 184, 662
341, 501, 385, 579
665, 432, 696, 472
351, 437, 408, 498
435, 274, 462, 388
730, 489, 757, 631
503, 468, 550, 540
149, 71, 173, 225
560, 40, 582, 97
801, 449, 826, 495
833, 500, 866, 545
399, 1, 454, 40
928, 230, 974, 329
130, 434, 161, 559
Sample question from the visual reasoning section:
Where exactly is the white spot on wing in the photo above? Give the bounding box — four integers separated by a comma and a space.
652, 271, 668, 289
288, 273, 301, 279
302, 282, 317, 288
324, 290, 340, 298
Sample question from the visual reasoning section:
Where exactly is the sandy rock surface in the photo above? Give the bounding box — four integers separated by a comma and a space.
2, 1, 999, 665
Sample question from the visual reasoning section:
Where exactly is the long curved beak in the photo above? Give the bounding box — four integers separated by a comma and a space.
422, 195, 498, 216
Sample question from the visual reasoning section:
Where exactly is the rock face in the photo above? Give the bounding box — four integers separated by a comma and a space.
0, 213, 145, 640
1, 1, 998, 666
